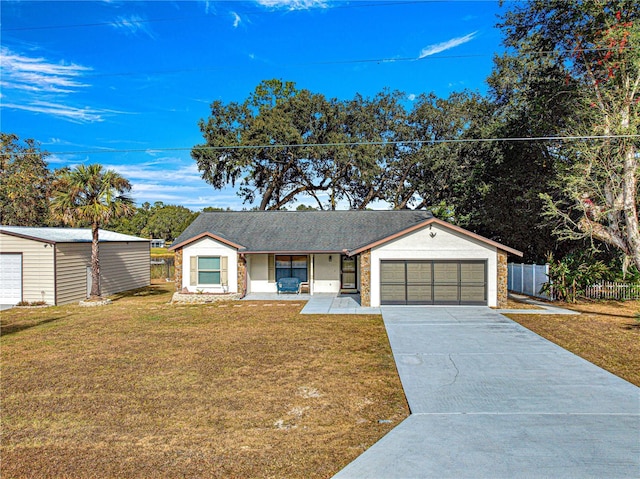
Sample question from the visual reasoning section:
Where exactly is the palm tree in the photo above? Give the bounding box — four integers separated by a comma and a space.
50, 164, 135, 299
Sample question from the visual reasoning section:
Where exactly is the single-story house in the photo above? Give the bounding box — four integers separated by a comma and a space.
0, 226, 150, 306
150, 239, 166, 249
169, 211, 522, 308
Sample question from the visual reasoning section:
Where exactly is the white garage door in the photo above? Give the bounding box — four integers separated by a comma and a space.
380, 260, 487, 305
0, 254, 23, 305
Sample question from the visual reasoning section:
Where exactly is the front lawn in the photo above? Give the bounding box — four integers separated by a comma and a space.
506, 299, 640, 386
1, 283, 408, 478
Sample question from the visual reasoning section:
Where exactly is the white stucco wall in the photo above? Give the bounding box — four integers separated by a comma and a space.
181, 237, 238, 293
247, 253, 341, 294
369, 223, 498, 307
312, 254, 341, 293
247, 254, 272, 293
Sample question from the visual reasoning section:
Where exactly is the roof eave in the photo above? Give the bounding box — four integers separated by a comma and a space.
168, 232, 245, 251
0, 229, 56, 244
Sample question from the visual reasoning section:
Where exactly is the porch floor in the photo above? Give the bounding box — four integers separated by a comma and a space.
241, 292, 381, 315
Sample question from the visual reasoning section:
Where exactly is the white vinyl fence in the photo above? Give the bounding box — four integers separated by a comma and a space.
508, 263, 552, 300
585, 281, 640, 300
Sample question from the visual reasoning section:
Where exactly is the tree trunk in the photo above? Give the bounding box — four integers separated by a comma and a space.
622, 142, 640, 271
90, 223, 101, 298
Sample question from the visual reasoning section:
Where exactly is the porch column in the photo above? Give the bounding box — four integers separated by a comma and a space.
497, 249, 508, 308
360, 250, 371, 307
237, 253, 247, 297
309, 254, 314, 295
174, 248, 183, 292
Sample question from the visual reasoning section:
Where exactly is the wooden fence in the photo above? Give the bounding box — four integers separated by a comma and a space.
584, 281, 640, 301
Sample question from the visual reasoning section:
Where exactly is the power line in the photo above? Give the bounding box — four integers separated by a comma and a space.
35, 134, 640, 157
0, 1, 458, 32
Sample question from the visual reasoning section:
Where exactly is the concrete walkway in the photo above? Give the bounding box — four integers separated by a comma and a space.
334, 307, 640, 479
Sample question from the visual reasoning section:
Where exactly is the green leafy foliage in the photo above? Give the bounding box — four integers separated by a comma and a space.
498, 0, 640, 269
50, 164, 135, 298
107, 201, 198, 242
0, 133, 53, 226
541, 252, 611, 302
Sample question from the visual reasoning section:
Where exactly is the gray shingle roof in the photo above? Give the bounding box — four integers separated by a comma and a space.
172, 210, 433, 253
0, 226, 148, 243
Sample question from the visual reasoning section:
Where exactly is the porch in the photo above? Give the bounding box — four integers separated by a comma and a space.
241, 292, 381, 315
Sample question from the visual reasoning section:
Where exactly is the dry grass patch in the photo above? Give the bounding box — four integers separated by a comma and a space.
1, 283, 408, 478
506, 300, 640, 386
503, 297, 545, 309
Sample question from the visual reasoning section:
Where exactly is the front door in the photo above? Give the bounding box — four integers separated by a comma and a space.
341, 255, 357, 290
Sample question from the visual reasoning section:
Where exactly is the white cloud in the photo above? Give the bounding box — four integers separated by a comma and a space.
106, 160, 203, 185
231, 11, 242, 27
111, 14, 156, 39
0, 47, 91, 93
419, 31, 478, 59
0, 47, 121, 123
255, 0, 328, 10
1, 101, 105, 123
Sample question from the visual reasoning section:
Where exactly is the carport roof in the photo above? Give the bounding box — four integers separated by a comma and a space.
0, 226, 148, 244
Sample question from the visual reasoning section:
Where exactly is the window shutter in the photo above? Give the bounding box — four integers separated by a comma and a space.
190, 257, 197, 286
268, 254, 275, 283
221, 256, 228, 286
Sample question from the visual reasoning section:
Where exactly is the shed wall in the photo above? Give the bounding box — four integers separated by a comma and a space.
100, 242, 150, 296
55, 243, 91, 304
56, 241, 150, 304
0, 233, 55, 304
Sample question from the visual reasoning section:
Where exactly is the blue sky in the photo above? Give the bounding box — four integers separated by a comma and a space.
1, 0, 507, 210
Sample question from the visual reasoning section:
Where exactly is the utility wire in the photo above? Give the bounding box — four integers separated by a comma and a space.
1, 1, 468, 32
29, 134, 640, 157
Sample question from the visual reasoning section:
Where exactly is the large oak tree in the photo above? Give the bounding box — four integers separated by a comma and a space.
498, 0, 640, 269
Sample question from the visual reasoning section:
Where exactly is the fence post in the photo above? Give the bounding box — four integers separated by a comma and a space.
545, 263, 551, 300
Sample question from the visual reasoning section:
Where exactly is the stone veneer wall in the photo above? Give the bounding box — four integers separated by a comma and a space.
360, 250, 371, 307
497, 249, 508, 308
174, 248, 183, 292
237, 254, 247, 297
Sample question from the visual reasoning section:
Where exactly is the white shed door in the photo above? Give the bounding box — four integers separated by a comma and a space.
0, 254, 23, 305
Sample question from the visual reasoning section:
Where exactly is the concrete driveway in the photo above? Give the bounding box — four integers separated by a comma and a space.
335, 307, 640, 478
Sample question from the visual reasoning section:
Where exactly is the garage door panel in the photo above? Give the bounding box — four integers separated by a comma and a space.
380, 262, 406, 283
381, 284, 406, 304
381, 260, 487, 306
0, 254, 22, 305
407, 262, 432, 282
434, 285, 459, 303
461, 285, 486, 303
407, 285, 432, 303
461, 262, 485, 282
434, 263, 459, 282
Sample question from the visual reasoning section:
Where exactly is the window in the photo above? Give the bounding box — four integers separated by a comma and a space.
275, 255, 308, 282
198, 256, 221, 285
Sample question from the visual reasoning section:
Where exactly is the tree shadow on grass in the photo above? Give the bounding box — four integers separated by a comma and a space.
109, 285, 171, 302
0, 315, 70, 336
622, 322, 640, 331
567, 304, 638, 320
